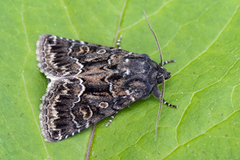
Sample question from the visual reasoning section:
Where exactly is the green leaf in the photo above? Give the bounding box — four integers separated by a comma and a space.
0, 0, 240, 159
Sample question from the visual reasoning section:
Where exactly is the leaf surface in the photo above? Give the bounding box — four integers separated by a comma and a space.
0, 0, 239, 159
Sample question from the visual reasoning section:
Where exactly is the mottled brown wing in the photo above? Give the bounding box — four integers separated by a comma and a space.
36, 35, 157, 142
37, 34, 119, 78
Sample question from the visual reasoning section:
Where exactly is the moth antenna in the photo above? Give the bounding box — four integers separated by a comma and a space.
143, 11, 165, 140
143, 11, 163, 66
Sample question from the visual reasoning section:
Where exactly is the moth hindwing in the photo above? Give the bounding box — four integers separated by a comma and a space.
36, 34, 176, 142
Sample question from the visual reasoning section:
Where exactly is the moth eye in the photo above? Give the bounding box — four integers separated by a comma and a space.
97, 49, 106, 54
157, 74, 164, 84
99, 102, 109, 108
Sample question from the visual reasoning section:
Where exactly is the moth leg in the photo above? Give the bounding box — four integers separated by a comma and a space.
106, 111, 118, 127
163, 60, 175, 65
117, 35, 123, 49
163, 99, 178, 108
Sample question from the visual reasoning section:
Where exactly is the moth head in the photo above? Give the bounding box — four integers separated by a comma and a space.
156, 66, 171, 84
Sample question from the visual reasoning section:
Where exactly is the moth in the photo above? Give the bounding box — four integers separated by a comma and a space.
36, 14, 177, 142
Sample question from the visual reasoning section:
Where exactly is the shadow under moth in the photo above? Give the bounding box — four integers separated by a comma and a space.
36, 13, 177, 142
